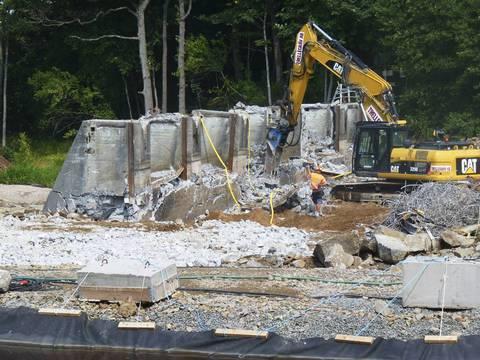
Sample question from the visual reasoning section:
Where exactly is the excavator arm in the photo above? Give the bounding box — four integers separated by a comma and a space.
267, 22, 402, 154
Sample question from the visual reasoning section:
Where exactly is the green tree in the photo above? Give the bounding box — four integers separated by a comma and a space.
28, 67, 114, 136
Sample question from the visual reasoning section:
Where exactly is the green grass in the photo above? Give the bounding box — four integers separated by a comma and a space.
0, 138, 72, 188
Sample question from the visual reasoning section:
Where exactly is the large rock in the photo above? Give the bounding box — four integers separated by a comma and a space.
441, 229, 475, 248
0, 270, 11, 292
314, 238, 355, 269
313, 231, 360, 266
375, 234, 409, 264
374, 226, 438, 264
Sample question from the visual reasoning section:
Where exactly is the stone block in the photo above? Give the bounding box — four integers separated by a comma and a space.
77, 259, 177, 303
402, 256, 480, 309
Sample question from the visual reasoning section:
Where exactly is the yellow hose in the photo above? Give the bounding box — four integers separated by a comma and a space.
199, 116, 240, 207
269, 190, 277, 225
332, 171, 352, 179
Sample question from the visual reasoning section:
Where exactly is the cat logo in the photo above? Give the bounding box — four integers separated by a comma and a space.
456, 158, 480, 175
332, 62, 343, 75
390, 165, 399, 173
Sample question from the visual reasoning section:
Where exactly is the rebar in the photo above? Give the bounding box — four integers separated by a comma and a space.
384, 183, 480, 236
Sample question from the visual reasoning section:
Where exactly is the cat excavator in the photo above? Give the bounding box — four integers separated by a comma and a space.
266, 22, 480, 200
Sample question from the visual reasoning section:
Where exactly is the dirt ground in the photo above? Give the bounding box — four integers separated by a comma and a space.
208, 201, 388, 232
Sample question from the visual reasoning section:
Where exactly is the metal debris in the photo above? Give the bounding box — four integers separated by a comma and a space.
384, 183, 480, 236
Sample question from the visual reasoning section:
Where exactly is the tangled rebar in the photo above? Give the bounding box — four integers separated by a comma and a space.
384, 183, 480, 236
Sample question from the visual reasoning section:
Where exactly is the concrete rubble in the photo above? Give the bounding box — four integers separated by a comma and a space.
0, 270, 11, 293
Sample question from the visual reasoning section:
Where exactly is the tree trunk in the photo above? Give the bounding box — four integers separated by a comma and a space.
272, 30, 282, 84
2, 38, 7, 148
263, 10, 272, 106
122, 74, 133, 119
137, 0, 153, 115
162, 0, 170, 113
0, 37, 3, 148
231, 27, 242, 81
178, 0, 187, 114
152, 70, 159, 110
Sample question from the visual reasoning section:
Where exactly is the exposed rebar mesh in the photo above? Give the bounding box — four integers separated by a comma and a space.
384, 183, 480, 235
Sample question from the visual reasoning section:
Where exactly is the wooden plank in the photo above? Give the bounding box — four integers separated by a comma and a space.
335, 334, 375, 345
38, 308, 82, 317
424, 335, 459, 344
214, 328, 269, 339
118, 321, 156, 330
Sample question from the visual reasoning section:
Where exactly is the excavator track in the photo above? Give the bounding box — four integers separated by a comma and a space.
331, 181, 416, 204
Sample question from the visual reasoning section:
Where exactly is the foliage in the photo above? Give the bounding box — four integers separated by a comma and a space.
0, 134, 70, 187
0, 0, 476, 145
28, 68, 114, 136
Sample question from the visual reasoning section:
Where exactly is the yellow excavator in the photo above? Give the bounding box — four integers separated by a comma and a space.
266, 22, 480, 197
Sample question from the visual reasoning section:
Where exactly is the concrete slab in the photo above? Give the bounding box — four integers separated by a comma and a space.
77, 259, 178, 303
402, 256, 480, 309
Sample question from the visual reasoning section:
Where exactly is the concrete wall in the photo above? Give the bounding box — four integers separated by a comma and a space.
44, 102, 361, 220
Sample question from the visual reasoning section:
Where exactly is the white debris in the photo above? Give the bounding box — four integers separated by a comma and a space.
0, 216, 311, 268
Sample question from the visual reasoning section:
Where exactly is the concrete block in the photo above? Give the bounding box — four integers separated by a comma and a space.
0, 270, 11, 292
77, 259, 177, 303
402, 256, 480, 309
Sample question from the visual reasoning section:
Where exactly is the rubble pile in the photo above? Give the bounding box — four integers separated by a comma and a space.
384, 183, 480, 236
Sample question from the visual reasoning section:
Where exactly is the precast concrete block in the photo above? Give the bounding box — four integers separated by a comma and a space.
402, 256, 480, 309
77, 259, 177, 303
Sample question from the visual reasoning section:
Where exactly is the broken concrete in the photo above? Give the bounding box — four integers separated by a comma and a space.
313, 234, 357, 268
0, 270, 10, 292
77, 259, 178, 303
374, 226, 437, 264
402, 256, 480, 309
441, 229, 476, 248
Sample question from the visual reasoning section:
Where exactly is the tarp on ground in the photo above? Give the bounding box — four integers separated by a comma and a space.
0, 307, 477, 360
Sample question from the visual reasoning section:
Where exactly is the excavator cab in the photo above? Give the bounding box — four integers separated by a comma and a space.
353, 122, 410, 177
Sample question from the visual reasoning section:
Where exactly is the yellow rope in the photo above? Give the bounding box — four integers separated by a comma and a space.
269, 190, 277, 226
199, 116, 240, 207
332, 171, 352, 179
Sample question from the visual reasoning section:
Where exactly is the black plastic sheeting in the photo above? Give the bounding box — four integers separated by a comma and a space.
0, 307, 478, 359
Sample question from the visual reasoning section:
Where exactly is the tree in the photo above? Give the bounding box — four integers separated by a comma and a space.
28, 67, 114, 135
32, 0, 155, 115
162, 0, 170, 113
177, 0, 192, 114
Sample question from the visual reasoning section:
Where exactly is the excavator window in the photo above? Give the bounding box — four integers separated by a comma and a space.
354, 124, 395, 176
357, 129, 377, 170
392, 129, 409, 147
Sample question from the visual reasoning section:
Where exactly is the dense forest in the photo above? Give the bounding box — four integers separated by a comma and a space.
0, 0, 478, 142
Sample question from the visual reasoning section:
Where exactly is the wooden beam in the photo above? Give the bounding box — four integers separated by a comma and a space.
424, 335, 458, 344
214, 328, 269, 339
127, 121, 135, 201
227, 114, 237, 172
335, 334, 375, 345
180, 116, 188, 180
118, 321, 156, 330
38, 308, 82, 317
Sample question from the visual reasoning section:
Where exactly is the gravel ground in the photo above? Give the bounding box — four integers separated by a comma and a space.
0, 193, 477, 342
0, 266, 477, 341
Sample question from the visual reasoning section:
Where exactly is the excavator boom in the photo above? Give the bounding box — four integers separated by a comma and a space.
266, 21, 402, 157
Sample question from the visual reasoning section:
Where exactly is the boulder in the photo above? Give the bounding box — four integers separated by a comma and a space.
313, 231, 360, 264
315, 243, 354, 268
0, 270, 11, 292
374, 226, 439, 263
441, 229, 475, 248
453, 247, 475, 258
375, 234, 409, 264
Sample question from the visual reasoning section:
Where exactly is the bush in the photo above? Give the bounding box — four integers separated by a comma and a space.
0, 134, 70, 187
